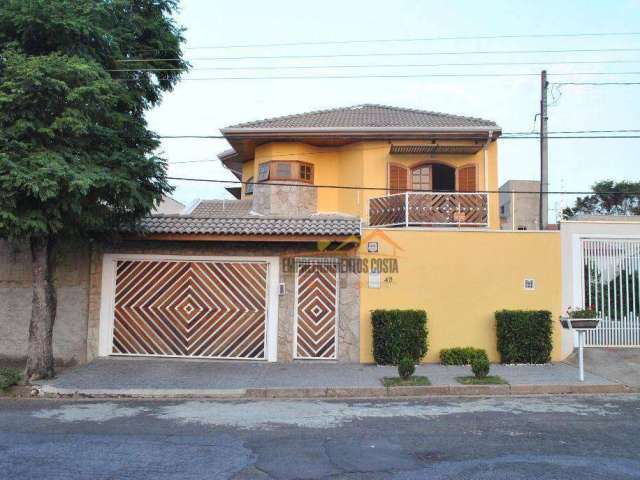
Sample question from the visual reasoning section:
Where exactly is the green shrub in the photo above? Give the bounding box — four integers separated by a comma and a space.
440, 347, 488, 365
495, 310, 553, 364
0, 367, 22, 391
371, 309, 428, 365
471, 356, 490, 378
398, 357, 415, 380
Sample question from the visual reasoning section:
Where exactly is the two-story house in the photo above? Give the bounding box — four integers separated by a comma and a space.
1, 104, 563, 368
220, 104, 500, 229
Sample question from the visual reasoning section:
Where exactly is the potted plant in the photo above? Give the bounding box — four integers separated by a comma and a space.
560, 306, 601, 330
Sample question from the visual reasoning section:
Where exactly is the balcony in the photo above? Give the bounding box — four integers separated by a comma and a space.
368, 192, 488, 228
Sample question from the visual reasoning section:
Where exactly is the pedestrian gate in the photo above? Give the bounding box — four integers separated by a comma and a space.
581, 239, 640, 347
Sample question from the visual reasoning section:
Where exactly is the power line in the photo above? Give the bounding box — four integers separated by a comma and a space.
553, 81, 640, 85
169, 159, 220, 164
506, 129, 640, 135
159, 135, 224, 139
161, 72, 541, 81
125, 71, 640, 82
166, 176, 640, 196
106, 59, 640, 73
169, 31, 640, 50
116, 47, 640, 63
157, 131, 640, 141
502, 135, 640, 139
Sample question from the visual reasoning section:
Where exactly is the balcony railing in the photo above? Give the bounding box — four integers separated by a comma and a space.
368, 192, 488, 227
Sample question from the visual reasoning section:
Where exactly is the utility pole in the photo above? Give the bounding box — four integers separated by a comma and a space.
539, 70, 548, 230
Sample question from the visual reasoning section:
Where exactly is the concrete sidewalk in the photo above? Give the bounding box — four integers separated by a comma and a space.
34, 357, 630, 399
565, 348, 640, 388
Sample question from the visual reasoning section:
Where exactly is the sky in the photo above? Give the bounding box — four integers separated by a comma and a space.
146, 0, 640, 219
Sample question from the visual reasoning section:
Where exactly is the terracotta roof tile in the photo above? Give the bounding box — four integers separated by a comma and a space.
137, 215, 361, 237
190, 199, 253, 217
224, 104, 499, 130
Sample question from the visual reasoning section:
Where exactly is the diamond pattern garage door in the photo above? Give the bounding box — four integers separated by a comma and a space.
112, 260, 268, 359
295, 262, 339, 359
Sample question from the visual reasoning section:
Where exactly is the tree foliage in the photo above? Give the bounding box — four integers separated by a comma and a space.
562, 180, 640, 219
0, 0, 189, 241
0, 0, 188, 379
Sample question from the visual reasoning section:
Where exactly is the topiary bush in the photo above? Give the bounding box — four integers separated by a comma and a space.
496, 310, 553, 364
371, 309, 428, 365
471, 356, 490, 378
440, 347, 488, 365
398, 357, 415, 380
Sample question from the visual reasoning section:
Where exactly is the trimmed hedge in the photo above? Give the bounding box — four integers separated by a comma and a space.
371, 309, 428, 365
0, 367, 22, 391
495, 310, 553, 364
440, 347, 488, 365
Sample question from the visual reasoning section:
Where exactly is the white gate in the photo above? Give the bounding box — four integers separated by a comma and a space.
581, 238, 640, 347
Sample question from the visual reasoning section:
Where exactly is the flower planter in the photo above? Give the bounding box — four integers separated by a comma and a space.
559, 317, 600, 330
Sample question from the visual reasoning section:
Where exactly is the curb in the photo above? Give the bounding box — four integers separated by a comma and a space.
38, 385, 248, 399
36, 383, 632, 400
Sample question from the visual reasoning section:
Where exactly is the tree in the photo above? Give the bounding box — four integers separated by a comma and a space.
562, 180, 640, 219
0, 0, 189, 380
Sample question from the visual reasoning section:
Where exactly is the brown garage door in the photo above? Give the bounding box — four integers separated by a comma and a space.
112, 259, 268, 359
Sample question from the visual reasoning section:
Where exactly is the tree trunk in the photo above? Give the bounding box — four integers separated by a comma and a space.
25, 236, 57, 381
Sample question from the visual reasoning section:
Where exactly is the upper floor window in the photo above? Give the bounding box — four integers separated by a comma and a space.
245, 177, 254, 195
258, 163, 270, 182
299, 163, 313, 182
256, 161, 314, 184
457, 165, 477, 192
387, 162, 475, 193
274, 162, 292, 179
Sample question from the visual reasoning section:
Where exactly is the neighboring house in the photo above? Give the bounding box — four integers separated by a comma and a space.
499, 180, 541, 230
1, 104, 572, 366
152, 195, 186, 215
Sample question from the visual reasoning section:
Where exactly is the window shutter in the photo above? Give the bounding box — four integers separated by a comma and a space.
389, 164, 408, 193
458, 165, 476, 192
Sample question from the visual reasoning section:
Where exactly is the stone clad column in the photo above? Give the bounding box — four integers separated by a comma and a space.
252, 180, 317, 216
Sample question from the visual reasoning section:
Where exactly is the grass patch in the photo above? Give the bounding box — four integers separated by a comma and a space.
383, 376, 431, 387
0, 367, 22, 391
456, 375, 507, 385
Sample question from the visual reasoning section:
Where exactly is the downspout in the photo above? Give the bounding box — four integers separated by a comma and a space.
483, 130, 493, 228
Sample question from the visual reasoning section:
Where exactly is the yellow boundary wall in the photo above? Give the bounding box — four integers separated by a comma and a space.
359, 229, 562, 363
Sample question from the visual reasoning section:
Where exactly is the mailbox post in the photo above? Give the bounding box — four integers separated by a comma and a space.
560, 317, 600, 382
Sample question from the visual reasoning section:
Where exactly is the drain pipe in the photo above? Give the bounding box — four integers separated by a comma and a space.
483, 130, 493, 227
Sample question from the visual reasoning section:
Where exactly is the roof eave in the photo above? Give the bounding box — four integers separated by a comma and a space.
221, 126, 501, 135
127, 233, 361, 243
217, 149, 243, 179
221, 127, 501, 143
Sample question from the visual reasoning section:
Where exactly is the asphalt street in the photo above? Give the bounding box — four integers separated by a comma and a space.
1, 395, 639, 479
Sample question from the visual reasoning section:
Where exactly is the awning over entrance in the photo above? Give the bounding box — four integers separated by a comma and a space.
389, 144, 483, 155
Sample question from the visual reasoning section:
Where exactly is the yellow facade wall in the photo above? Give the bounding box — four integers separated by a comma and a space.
241, 139, 500, 227
358, 229, 562, 363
